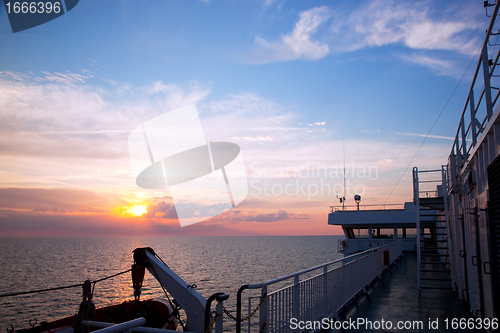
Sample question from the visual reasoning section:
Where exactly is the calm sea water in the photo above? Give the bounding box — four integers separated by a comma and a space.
0, 236, 343, 332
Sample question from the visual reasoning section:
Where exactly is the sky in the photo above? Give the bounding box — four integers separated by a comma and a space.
0, 0, 492, 236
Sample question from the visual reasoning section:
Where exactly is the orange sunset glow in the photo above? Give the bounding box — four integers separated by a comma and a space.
0, 0, 471, 237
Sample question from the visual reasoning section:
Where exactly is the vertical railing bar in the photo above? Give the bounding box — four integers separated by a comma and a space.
456, 133, 462, 168
280, 292, 283, 332
215, 299, 224, 333
271, 292, 274, 333
248, 297, 252, 333
482, 44, 494, 120
461, 116, 467, 158
259, 286, 268, 333
442, 165, 455, 291
414, 167, 421, 290
293, 275, 299, 328
492, 86, 500, 107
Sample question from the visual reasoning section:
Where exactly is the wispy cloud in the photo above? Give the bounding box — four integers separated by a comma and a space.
0, 70, 94, 84
338, 0, 480, 55
0, 188, 112, 213
0, 72, 454, 233
254, 6, 332, 62
397, 53, 458, 77
252, 0, 481, 72
398, 132, 454, 140
209, 208, 297, 223
236, 135, 274, 142
344, 1, 482, 74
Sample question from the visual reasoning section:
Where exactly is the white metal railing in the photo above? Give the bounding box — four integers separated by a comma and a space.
236, 241, 403, 333
337, 238, 408, 254
329, 203, 404, 213
450, 1, 500, 177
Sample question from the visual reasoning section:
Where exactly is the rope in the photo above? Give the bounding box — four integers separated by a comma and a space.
148, 255, 186, 332
204, 315, 217, 333
223, 293, 267, 323
93, 268, 132, 283
0, 268, 132, 298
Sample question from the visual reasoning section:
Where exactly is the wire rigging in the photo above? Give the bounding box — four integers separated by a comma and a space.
0, 268, 132, 298
380, 44, 483, 208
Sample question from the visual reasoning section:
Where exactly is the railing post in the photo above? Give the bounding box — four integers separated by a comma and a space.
413, 167, 421, 290
293, 275, 300, 331
236, 285, 248, 333
259, 286, 268, 333
248, 298, 252, 333
482, 44, 494, 120
442, 165, 455, 291
469, 90, 477, 146
323, 265, 329, 317
215, 299, 224, 333
456, 134, 462, 169
461, 116, 467, 158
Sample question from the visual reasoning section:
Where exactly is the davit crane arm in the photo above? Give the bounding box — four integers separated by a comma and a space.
132, 247, 206, 333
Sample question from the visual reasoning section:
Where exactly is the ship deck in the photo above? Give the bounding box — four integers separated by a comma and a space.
328, 252, 476, 333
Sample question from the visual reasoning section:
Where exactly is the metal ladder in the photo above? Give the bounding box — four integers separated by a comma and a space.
413, 166, 454, 291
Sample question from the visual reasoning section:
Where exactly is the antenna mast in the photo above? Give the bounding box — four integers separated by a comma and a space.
343, 139, 346, 211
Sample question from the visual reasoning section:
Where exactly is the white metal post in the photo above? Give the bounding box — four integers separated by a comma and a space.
482, 44, 494, 121
259, 286, 268, 333
442, 165, 455, 291
293, 275, 300, 331
413, 167, 421, 290
247, 298, 252, 333
215, 299, 224, 333
323, 265, 329, 317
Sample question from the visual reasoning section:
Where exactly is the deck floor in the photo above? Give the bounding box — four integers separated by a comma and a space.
327, 252, 478, 333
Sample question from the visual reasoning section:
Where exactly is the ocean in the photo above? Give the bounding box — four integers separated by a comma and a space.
0, 236, 343, 332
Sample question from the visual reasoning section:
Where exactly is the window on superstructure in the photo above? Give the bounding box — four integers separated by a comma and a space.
405, 228, 417, 238
356, 228, 369, 239
372, 228, 394, 238
345, 228, 355, 239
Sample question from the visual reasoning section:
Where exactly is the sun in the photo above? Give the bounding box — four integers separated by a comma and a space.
128, 205, 148, 216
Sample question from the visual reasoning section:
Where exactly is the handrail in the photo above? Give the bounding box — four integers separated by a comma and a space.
82, 320, 185, 333
329, 203, 405, 212
236, 241, 403, 333
246, 242, 393, 289
450, 0, 500, 175
85, 318, 146, 333
329, 203, 402, 209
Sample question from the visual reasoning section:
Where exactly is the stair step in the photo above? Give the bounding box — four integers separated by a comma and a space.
421, 261, 451, 264
419, 239, 448, 242
420, 286, 453, 290
420, 253, 450, 257
420, 269, 450, 272
419, 214, 446, 217
420, 277, 452, 281
422, 247, 449, 250
420, 233, 448, 236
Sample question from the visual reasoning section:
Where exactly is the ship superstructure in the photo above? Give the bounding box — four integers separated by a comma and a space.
331, 0, 500, 320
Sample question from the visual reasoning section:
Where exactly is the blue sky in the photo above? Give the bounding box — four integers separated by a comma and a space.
0, 0, 492, 235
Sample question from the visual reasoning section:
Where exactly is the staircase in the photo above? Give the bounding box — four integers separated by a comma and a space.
412, 166, 454, 291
